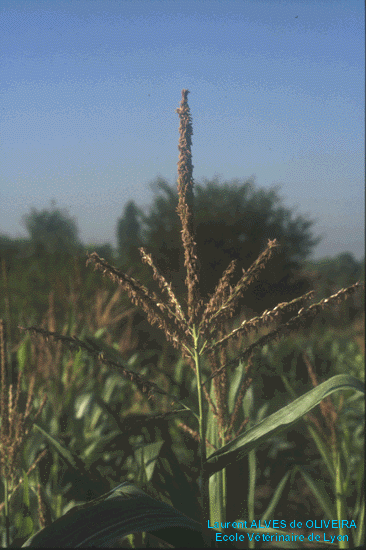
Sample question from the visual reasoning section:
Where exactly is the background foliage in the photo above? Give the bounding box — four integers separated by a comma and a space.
0, 178, 364, 547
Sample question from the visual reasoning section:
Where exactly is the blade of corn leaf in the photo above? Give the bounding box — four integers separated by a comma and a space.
204, 374, 364, 477
32, 422, 107, 500
21, 481, 220, 548
32, 423, 79, 469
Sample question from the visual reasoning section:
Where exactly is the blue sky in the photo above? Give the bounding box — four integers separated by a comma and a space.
1, 0, 364, 261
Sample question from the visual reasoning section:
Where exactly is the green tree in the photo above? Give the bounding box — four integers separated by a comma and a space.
116, 200, 146, 267
314, 252, 363, 292
21, 199, 81, 256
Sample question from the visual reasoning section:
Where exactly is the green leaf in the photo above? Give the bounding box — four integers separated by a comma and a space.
12, 470, 34, 546
21, 482, 220, 548
32, 423, 79, 470
16, 334, 32, 373
227, 360, 245, 415
260, 471, 291, 522
204, 374, 364, 477
296, 466, 335, 520
134, 440, 164, 482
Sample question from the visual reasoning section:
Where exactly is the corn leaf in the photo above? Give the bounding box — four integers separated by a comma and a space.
21, 481, 219, 548
204, 374, 364, 477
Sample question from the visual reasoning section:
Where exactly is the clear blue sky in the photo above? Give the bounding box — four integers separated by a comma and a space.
1, 0, 364, 261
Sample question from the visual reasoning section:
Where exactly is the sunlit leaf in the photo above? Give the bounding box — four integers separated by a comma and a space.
204, 375, 364, 477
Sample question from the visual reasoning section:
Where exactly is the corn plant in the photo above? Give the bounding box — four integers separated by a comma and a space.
0, 319, 48, 547
0, 90, 364, 548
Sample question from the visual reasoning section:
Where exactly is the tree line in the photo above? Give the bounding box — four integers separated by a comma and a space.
0, 176, 363, 344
